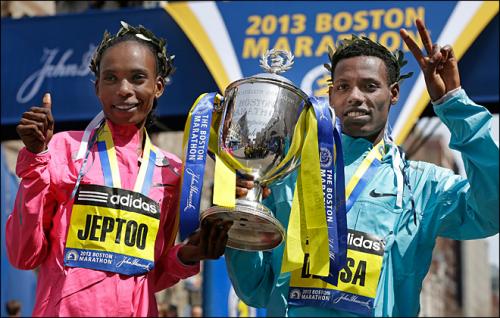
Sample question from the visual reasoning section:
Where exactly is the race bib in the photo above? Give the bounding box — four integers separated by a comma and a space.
289, 229, 384, 315
64, 184, 160, 275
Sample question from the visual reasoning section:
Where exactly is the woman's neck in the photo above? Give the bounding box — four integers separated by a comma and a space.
106, 120, 145, 156
136, 121, 146, 156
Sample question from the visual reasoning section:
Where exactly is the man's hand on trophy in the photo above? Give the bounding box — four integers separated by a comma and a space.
178, 218, 233, 264
236, 175, 271, 199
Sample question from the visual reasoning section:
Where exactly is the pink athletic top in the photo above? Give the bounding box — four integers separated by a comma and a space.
6, 120, 199, 317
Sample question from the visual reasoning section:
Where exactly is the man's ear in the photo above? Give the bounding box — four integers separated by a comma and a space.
390, 82, 400, 105
328, 86, 334, 107
155, 76, 165, 99
94, 78, 99, 96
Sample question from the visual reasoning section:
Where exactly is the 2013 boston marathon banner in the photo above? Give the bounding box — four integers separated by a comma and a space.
2, 1, 497, 133
162, 1, 498, 145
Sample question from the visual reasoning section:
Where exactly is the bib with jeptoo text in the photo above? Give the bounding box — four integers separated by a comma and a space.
64, 123, 160, 275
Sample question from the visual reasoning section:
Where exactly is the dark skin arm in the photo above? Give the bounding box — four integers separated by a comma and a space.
236, 175, 271, 199
178, 174, 264, 264
400, 18, 461, 102
177, 175, 267, 265
178, 217, 233, 264
16, 93, 55, 153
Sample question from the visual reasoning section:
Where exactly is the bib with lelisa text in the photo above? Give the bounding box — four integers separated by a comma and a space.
288, 229, 385, 315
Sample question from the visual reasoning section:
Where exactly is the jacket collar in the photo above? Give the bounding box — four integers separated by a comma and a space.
341, 133, 397, 165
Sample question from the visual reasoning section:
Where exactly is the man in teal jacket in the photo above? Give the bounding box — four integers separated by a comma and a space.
226, 19, 499, 317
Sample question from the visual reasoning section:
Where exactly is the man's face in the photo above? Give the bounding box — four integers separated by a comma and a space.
95, 40, 164, 127
329, 56, 399, 142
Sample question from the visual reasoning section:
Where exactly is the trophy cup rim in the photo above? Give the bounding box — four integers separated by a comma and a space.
224, 75, 310, 102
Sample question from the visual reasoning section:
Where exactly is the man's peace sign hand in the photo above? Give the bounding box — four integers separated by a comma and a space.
400, 18, 461, 102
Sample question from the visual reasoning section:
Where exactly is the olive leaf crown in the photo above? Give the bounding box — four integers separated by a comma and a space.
90, 21, 175, 82
324, 34, 413, 85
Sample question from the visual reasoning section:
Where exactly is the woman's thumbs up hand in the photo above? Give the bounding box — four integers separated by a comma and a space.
16, 92, 55, 154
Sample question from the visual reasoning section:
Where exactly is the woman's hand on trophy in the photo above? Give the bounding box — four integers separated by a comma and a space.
178, 218, 233, 264
236, 175, 271, 199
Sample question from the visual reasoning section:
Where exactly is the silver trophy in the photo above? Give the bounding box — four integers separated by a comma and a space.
201, 49, 309, 251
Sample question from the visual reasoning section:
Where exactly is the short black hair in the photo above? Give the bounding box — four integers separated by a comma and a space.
92, 33, 162, 79
324, 35, 413, 85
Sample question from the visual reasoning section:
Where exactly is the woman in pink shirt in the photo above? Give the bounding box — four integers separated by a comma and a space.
6, 21, 230, 317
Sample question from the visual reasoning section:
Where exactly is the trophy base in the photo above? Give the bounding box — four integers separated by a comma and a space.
200, 199, 285, 251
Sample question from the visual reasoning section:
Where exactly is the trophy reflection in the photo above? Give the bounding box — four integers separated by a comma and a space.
202, 49, 309, 251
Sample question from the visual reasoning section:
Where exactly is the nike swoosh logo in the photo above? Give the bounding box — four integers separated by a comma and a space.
369, 189, 397, 197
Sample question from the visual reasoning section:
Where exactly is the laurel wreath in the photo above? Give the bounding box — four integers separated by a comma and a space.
90, 21, 175, 82
324, 34, 413, 84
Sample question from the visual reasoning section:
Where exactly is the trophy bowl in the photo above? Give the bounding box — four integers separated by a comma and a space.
201, 50, 309, 251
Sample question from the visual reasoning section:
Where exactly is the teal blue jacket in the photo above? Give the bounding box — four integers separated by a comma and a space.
225, 89, 499, 317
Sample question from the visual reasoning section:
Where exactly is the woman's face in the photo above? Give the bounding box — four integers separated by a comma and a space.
95, 40, 164, 127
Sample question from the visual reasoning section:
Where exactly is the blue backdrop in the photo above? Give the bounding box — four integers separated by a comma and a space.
1, 7, 218, 125
1, 6, 498, 127
1, 146, 37, 317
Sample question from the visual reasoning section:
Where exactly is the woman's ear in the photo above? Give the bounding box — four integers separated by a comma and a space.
155, 77, 165, 98
94, 78, 100, 96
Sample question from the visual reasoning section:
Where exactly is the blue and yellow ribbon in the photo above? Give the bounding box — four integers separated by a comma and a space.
345, 139, 385, 212
281, 101, 384, 279
179, 93, 216, 240
282, 100, 335, 277
97, 122, 156, 195
310, 98, 348, 285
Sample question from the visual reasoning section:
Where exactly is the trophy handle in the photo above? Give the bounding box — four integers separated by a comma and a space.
213, 93, 224, 112
207, 93, 225, 158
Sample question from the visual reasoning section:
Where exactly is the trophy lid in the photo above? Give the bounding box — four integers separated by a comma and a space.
250, 49, 295, 85
225, 49, 307, 101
